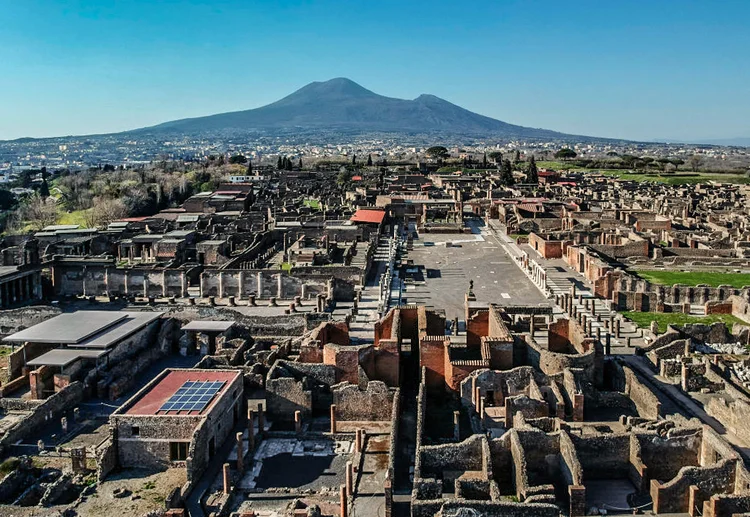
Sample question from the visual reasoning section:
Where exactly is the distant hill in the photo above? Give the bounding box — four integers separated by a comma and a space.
132, 78, 588, 140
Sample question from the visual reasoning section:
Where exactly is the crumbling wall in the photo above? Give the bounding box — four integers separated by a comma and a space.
0, 381, 85, 453
332, 381, 394, 421
637, 429, 701, 482
651, 459, 737, 514
418, 434, 485, 478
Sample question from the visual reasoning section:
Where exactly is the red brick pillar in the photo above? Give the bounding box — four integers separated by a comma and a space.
573, 393, 585, 422
355, 429, 362, 453
330, 404, 337, 433
346, 461, 354, 497
340, 484, 348, 517
569, 485, 586, 517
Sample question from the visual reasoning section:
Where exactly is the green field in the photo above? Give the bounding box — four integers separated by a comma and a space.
634, 270, 750, 289
535, 161, 750, 185
303, 199, 321, 209
57, 209, 91, 227
622, 311, 745, 331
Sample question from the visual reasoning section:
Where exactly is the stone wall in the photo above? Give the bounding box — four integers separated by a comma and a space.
332, 381, 394, 421
571, 433, 631, 480
0, 381, 85, 453
266, 360, 337, 421
651, 459, 737, 514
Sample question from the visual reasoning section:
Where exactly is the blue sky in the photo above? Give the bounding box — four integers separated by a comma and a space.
0, 0, 748, 141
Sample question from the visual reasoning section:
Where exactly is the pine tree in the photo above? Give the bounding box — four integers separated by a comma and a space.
501, 159, 515, 186
527, 156, 539, 184
367, 154, 373, 166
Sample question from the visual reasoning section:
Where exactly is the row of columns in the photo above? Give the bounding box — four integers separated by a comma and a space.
555, 288, 620, 355
0, 273, 39, 308
200, 272, 333, 300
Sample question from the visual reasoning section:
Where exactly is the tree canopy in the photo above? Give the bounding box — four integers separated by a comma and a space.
426, 146, 449, 159
555, 148, 577, 160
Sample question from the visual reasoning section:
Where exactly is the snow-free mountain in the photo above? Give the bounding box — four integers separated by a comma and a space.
134, 78, 576, 139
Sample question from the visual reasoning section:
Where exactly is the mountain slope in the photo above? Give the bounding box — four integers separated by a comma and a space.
134, 78, 574, 138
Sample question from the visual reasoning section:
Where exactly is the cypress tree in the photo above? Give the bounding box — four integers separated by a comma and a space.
527, 156, 539, 184
367, 154, 373, 166
501, 159, 515, 186
277, 156, 283, 169
247, 160, 253, 175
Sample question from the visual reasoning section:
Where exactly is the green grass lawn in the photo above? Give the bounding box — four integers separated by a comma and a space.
57, 209, 91, 227
303, 199, 321, 210
622, 311, 746, 330
634, 270, 750, 289
534, 161, 750, 185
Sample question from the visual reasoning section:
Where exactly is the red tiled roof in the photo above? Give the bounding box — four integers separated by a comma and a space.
125, 370, 240, 416
350, 209, 386, 224
351, 175, 363, 181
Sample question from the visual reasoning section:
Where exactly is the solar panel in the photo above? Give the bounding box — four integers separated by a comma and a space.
159, 380, 226, 413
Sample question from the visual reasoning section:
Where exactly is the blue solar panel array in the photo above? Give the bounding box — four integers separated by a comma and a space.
159, 380, 226, 413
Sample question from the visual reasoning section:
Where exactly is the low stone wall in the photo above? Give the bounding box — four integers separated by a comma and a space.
0, 381, 85, 453
651, 459, 737, 514
411, 500, 560, 517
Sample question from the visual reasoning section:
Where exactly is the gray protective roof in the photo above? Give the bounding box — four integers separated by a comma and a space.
26, 348, 108, 367
181, 320, 234, 333
3, 311, 128, 344
71, 312, 163, 349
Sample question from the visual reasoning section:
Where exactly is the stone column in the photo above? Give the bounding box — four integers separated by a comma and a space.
453, 411, 460, 441
222, 463, 231, 494
219, 272, 225, 298
235, 432, 244, 473
330, 404, 337, 433
256, 271, 263, 298
277, 273, 283, 299
294, 410, 302, 434
238, 271, 245, 299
